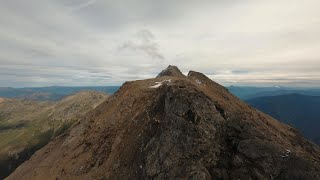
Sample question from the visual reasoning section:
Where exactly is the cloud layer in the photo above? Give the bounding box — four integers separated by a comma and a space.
0, 0, 320, 87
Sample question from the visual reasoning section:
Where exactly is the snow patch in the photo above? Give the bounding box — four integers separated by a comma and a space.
149, 79, 171, 88
149, 82, 163, 88
195, 79, 202, 85
281, 149, 291, 158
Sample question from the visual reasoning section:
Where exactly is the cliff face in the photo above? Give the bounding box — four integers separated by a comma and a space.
8, 66, 320, 180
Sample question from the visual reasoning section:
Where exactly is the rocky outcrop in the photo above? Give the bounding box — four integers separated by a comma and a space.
157, 65, 185, 78
7, 66, 320, 180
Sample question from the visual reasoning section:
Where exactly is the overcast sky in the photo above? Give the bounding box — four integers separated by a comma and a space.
1, 0, 320, 87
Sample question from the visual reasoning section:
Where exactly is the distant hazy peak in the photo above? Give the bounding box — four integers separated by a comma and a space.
156, 65, 185, 78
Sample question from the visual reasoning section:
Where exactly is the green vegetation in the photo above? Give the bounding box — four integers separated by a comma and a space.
0, 91, 108, 179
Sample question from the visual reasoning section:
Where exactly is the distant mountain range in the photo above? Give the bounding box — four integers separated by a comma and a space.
0, 92, 108, 179
228, 86, 320, 145
228, 85, 320, 100
2, 85, 320, 102
0, 86, 120, 101
246, 94, 320, 145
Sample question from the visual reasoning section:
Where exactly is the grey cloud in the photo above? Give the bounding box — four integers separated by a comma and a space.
231, 70, 251, 74
70, 0, 97, 11
0, 0, 320, 87
119, 29, 165, 60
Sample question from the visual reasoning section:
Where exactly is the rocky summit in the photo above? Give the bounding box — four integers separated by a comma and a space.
7, 66, 320, 180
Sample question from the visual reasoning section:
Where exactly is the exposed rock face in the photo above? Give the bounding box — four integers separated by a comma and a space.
7, 66, 320, 180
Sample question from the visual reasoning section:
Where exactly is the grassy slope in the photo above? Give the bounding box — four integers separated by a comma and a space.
0, 92, 108, 179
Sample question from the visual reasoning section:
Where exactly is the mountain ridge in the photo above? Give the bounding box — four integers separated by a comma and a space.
7, 66, 320, 179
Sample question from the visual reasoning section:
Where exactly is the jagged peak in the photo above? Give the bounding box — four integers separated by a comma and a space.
187, 70, 213, 83
156, 65, 185, 78
188, 70, 208, 79
188, 70, 228, 90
